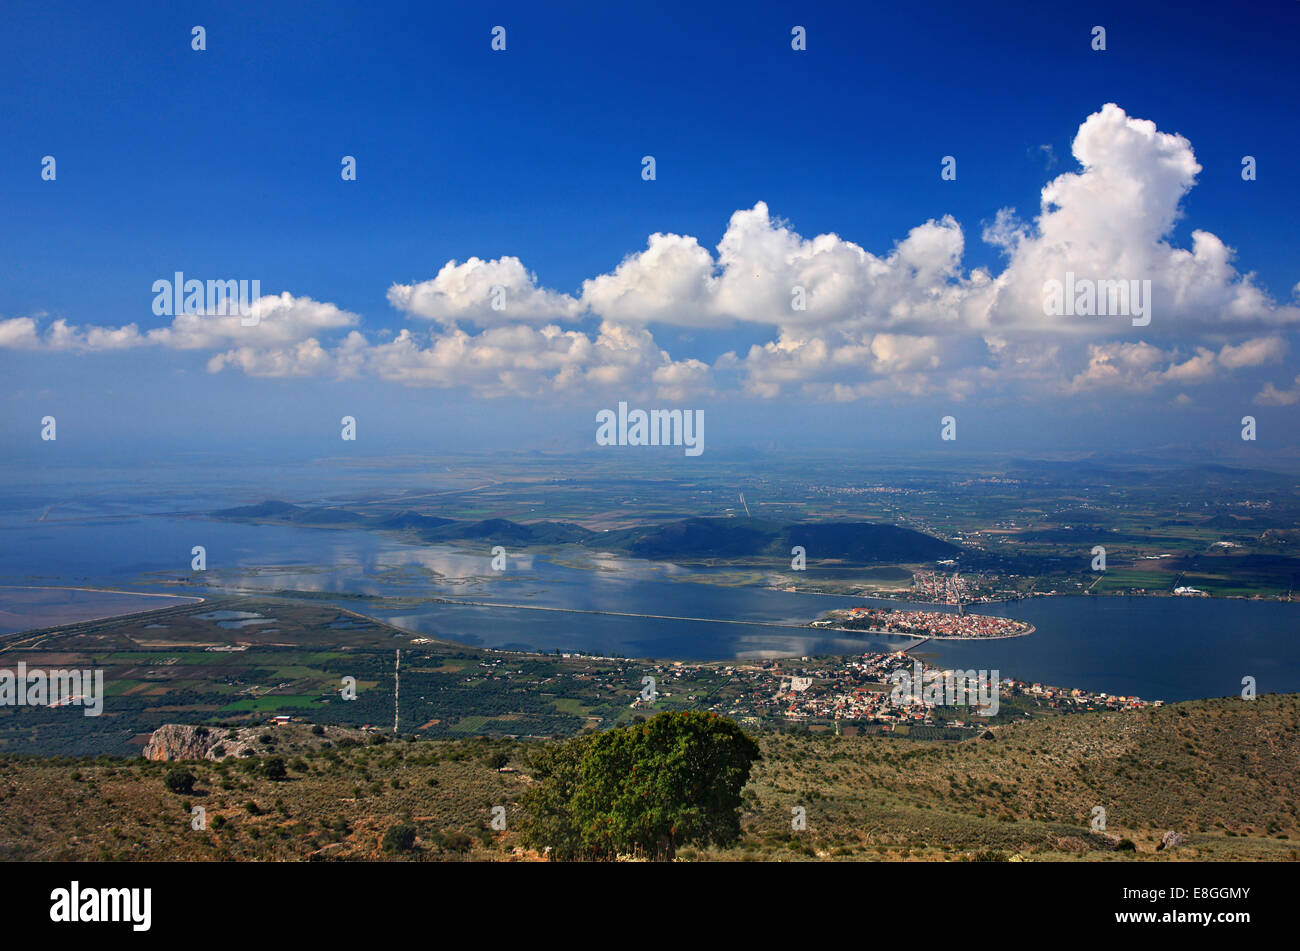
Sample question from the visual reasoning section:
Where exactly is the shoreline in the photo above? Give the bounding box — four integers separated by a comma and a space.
0, 586, 206, 642
427, 596, 832, 632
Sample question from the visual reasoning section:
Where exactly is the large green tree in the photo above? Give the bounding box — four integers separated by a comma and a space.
518, 733, 596, 861
523, 711, 760, 861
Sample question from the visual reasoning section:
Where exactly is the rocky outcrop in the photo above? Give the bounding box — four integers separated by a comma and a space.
142, 721, 366, 761
1088, 831, 1122, 850
143, 724, 216, 761
1157, 830, 1185, 851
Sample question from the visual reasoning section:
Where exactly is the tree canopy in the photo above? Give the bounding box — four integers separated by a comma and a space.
520, 711, 759, 861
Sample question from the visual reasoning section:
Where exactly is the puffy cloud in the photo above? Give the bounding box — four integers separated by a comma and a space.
0, 294, 358, 356
982, 104, 1298, 335
363, 321, 709, 398
4, 105, 1296, 405
726, 334, 832, 399
1218, 335, 1287, 369
868, 334, 944, 374
573, 107, 1296, 345
207, 331, 369, 379
388, 257, 580, 327
1063, 333, 1289, 395
14, 317, 147, 352
581, 234, 719, 326
365, 325, 594, 393
148, 293, 359, 349
0, 317, 41, 349
1255, 376, 1300, 406
1069, 341, 1165, 392
651, 358, 712, 401
577, 202, 971, 335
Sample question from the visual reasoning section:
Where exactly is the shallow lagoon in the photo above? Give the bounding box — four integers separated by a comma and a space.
0, 511, 1297, 701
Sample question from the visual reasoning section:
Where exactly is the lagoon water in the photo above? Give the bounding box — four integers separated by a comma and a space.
0, 502, 1297, 702
353, 583, 1300, 703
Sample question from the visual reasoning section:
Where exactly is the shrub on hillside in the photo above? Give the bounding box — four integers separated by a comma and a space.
382, 823, 416, 853
163, 769, 196, 795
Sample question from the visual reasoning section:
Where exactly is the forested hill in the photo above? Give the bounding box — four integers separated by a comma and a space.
212, 503, 958, 564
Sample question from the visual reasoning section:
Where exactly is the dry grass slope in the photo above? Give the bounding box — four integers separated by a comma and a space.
1, 695, 1296, 861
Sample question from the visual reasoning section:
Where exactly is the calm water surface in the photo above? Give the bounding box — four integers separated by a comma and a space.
1, 508, 1296, 701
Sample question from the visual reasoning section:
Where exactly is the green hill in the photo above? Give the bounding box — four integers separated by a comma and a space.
211, 504, 958, 564
614, 517, 959, 563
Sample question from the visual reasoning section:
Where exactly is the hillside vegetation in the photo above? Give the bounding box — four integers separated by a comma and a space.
2, 694, 1296, 861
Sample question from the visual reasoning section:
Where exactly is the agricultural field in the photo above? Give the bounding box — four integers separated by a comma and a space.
0, 595, 778, 756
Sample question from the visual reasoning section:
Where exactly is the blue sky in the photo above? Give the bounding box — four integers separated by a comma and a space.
2, 0, 1298, 460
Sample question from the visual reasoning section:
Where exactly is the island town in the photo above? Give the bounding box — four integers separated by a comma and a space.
810, 606, 1033, 640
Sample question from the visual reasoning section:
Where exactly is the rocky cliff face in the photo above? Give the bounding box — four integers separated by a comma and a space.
142, 724, 217, 761
142, 721, 368, 761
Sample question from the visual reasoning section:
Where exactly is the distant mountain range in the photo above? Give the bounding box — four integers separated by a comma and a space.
211, 502, 959, 564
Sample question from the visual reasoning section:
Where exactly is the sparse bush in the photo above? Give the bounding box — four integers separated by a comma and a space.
443, 830, 474, 853
382, 823, 416, 853
163, 769, 196, 795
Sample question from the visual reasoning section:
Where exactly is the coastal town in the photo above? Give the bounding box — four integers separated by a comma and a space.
811, 605, 1033, 639
616, 650, 1152, 735
905, 568, 1020, 604
279, 647, 1152, 743
734, 652, 1153, 731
